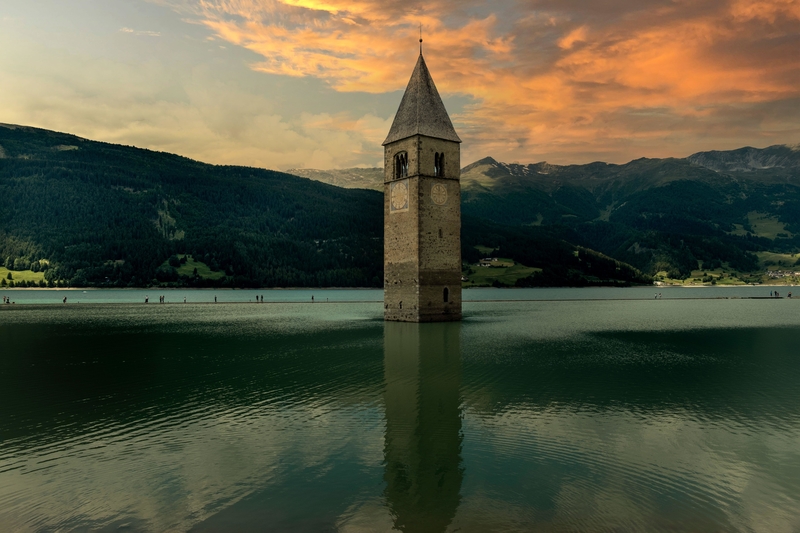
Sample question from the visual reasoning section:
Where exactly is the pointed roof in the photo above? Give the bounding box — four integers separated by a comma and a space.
383, 54, 461, 145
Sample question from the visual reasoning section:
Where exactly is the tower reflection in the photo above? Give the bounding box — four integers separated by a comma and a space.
383, 322, 463, 533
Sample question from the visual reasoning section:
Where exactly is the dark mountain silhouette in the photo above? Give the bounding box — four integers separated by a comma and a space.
0, 124, 651, 288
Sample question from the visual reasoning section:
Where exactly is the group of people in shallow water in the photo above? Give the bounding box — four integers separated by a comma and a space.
141, 295, 271, 303
144, 295, 191, 303
770, 291, 792, 298
138, 295, 320, 304
2, 295, 14, 304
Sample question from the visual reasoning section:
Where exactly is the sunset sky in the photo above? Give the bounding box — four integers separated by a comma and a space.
1, 0, 798, 169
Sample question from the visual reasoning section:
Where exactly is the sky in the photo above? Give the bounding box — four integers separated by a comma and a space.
1, 0, 798, 169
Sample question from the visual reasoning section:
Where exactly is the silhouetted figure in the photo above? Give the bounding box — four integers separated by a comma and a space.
63, 296, 67, 304
214, 295, 217, 303
145, 295, 149, 303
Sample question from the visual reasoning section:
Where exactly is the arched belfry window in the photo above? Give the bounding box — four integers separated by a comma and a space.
394, 152, 408, 179
434, 152, 444, 177
443, 287, 450, 303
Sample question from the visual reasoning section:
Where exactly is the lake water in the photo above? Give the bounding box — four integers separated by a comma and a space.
1, 289, 799, 532
0, 284, 796, 305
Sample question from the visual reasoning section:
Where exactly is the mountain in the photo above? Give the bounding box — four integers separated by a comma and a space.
0, 124, 649, 288
292, 144, 800, 279
0, 124, 383, 288
458, 150, 800, 276
285, 167, 382, 191
687, 144, 800, 175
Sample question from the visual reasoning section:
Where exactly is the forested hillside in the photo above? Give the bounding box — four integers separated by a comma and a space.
0, 124, 650, 288
292, 145, 800, 281
0, 124, 383, 288
459, 152, 800, 278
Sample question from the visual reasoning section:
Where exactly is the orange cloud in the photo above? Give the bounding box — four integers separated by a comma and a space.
160, 0, 800, 164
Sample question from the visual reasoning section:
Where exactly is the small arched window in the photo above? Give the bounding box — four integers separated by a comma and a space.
394, 152, 408, 179
443, 287, 449, 303
434, 152, 444, 177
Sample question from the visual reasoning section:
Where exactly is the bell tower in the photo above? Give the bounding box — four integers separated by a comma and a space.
383, 51, 462, 322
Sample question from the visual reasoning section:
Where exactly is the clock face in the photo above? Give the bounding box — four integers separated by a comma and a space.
431, 183, 448, 205
390, 180, 409, 212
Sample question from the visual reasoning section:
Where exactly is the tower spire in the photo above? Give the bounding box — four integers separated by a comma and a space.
419, 23, 423, 55
382, 53, 461, 145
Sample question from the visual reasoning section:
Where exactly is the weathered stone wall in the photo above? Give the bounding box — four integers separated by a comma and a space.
384, 136, 418, 321
384, 135, 461, 322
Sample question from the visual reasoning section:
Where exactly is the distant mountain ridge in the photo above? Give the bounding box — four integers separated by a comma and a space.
687, 144, 800, 174
289, 143, 800, 191
286, 167, 382, 191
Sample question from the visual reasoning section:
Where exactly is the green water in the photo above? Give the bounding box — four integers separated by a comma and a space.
1, 292, 799, 532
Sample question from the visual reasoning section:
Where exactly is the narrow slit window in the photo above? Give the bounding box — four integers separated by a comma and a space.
443, 287, 449, 303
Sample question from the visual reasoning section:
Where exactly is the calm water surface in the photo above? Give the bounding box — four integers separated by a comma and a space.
1, 284, 796, 304
1, 289, 799, 532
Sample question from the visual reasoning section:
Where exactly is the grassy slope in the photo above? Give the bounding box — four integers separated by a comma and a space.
731, 212, 794, 239
463, 258, 541, 287
0, 267, 45, 283
159, 255, 226, 280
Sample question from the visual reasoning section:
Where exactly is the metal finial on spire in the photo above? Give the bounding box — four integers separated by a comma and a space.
419, 23, 423, 54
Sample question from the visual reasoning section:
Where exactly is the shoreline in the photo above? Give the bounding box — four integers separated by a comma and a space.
2, 283, 798, 292
2, 297, 797, 308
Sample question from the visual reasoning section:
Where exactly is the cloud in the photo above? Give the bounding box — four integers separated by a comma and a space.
456, 407, 800, 532
119, 27, 162, 37
0, 36, 387, 170
154, 0, 800, 164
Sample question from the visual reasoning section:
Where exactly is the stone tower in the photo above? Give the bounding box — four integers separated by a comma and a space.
383, 52, 462, 322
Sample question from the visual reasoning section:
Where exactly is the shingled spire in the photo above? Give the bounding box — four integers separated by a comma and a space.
383, 53, 461, 145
